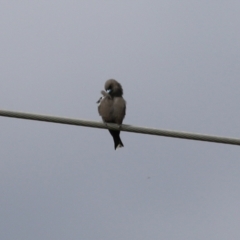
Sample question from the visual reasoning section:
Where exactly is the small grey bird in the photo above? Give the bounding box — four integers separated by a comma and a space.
97, 79, 126, 149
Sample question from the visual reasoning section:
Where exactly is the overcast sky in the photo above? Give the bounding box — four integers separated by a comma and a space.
1, 1, 240, 239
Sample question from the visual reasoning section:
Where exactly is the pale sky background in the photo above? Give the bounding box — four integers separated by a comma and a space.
0, 1, 240, 240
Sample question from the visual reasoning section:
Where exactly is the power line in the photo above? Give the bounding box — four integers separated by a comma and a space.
0, 109, 239, 146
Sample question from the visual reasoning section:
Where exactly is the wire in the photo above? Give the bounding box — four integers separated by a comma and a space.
0, 109, 239, 146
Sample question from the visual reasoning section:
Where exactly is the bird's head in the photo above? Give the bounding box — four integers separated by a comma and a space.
104, 79, 123, 97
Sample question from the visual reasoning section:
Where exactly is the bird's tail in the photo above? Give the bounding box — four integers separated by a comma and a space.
109, 130, 124, 150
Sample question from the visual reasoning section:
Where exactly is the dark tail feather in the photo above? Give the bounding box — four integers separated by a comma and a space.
109, 130, 124, 150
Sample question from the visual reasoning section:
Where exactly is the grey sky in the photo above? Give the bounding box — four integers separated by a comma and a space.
0, 1, 240, 239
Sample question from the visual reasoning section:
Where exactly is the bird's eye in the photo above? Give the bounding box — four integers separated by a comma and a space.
106, 89, 111, 93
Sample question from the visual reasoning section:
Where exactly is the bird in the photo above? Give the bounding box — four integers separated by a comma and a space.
97, 79, 126, 150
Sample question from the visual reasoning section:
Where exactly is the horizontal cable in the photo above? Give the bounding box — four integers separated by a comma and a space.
0, 109, 239, 146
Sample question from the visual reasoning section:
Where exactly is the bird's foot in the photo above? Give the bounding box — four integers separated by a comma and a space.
102, 121, 108, 127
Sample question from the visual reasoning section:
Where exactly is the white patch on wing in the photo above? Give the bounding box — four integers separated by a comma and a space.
97, 96, 105, 106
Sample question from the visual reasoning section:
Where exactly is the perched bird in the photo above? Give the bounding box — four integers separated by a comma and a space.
97, 79, 126, 149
